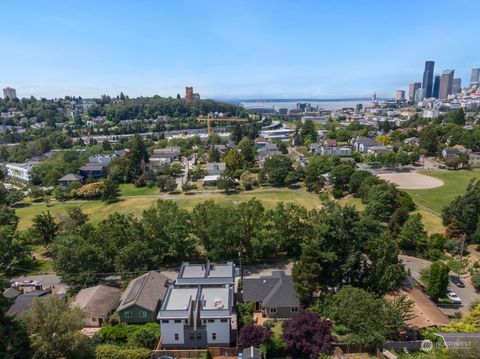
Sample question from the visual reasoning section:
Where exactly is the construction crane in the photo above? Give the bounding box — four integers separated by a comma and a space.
197, 115, 248, 134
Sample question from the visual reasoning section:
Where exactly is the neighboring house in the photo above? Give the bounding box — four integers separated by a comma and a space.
72, 285, 121, 327
469, 152, 480, 168
205, 162, 226, 176
367, 145, 393, 155
452, 144, 469, 154
6, 290, 53, 317
243, 346, 262, 359
257, 143, 280, 164
322, 146, 352, 156
5, 162, 36, 183
404, 137, 420, 146
352, 136, 379, 153
309, 143, 322, 154
152, 146, 181, 160
243, 271, 301, 319
202, 175, 220, 186
114, 149, 129, 157
117, 271, 169, 324
441, 148, 460, 160
157, 262, 235, 349
88, 154, 116, 166
324, 138, 337, 147
79, 163, 108, 180
58, 173, 84, 188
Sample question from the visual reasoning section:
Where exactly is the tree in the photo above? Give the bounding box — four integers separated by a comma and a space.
330, 164, 355, 190
282, 311, 333, 358
299, 119, 318, 145
157, 175, 177, 192
102, 139, 112, 151
224, 148, 245, 173
349, 170, 373, 194
321, 286, 407, 350
238, 323, 271, 348
397, 213, 428, 252
238, 137, 255, 163
127, 135, 149, 181
217, 175, 236, 192
426, 261, 450, 301
364, 182, 400, 221
208, 146, 220, 162
21, 296, 93, 359
304, 156, 332, 193
446, 108, 466, 126
32, 211, 59, 245
101, 178, 120, 203
127, 325, 159, 349
262, 155, 294, 186
419, 126, 439, 155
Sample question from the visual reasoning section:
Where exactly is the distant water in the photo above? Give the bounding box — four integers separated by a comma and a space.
240, 98, 373, 111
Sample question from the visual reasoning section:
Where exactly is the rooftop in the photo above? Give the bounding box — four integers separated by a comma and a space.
176, 261, 235, 285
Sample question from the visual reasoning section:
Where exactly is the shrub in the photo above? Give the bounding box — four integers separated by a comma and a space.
239, 323, 271, 347
332, 188, 344, 198
263, 319, 275, 329
72, 182, 104, 199
127, 326, 160, 349
95, 344, 150, 359
472, 273, 480, 291
92, 323, 160, 347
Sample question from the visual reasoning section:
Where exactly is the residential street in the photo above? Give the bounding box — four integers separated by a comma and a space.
400, 254, 480, 314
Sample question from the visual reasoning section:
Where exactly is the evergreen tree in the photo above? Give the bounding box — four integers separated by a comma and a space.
101, 178, 120, 204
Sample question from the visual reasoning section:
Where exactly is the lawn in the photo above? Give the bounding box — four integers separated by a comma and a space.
15, 188, 323, 231
119, 184, 160, 196
404, 170, 480, 214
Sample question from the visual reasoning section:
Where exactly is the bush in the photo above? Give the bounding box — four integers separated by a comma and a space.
472, 273, 480, 291
239, 323, 271, 347
263, 319, 275, 329
127, 326, 160, 349
332, 188, 344, 198
95, 344, 150, 359
72, 182, 104, 199
92, 323, 160, 347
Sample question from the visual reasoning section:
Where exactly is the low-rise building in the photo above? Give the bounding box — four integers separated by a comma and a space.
58, 173, 84, 189
117, 271, 169, 324
5, 162, 35, 183
205, 162, 226, 176
79, 163, 108, 180
352, 136, 379, 153
243, 271, 300, 319
469, 152, 480, 168
72, 285, 121, 327
442, 148, 460, 160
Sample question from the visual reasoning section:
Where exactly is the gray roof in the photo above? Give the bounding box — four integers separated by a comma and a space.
356, 136, 378, 146
58, 173, 83, 182
79, 163, 107, 171
3, 287, 21, 299
6, 290, 50, 316
117, 271, 169, 313
176, 262, 235, 285
243, 346, 262, 359
243, 271, 300, 307
73, 285, 120, 317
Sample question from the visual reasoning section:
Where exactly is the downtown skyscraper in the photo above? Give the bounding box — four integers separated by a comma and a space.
432, 75, 441, 98
422, 61, 435, 98
439, 70, 454, 99
471, 68, 480, 87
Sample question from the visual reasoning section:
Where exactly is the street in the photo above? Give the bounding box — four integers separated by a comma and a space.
400, 254, 479, 314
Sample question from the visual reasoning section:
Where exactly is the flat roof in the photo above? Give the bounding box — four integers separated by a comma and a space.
201, 287, 229, 310
164, 287, 198, 310
209, 264, 234, 278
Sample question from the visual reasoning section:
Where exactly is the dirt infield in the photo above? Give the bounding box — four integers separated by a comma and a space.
377, 172, 444, 189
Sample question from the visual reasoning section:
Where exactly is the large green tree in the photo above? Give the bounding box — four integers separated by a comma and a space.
32, 211, 59, 246
262, 155, 295, 186
426, 261, 450, 302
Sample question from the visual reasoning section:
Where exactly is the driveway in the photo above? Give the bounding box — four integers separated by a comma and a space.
400, 255, 480, 314
11, 274, 69, 295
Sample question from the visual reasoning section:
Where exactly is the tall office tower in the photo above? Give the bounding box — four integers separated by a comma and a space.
471, 68, 480, 87
414, 88, 425, 103
432, 75, 441, 98
422, 61, 435, 98
185, 87, 193, 101
439, 70, 454, 99
3, 87, 17, 100
408, 82, 421, 101
395, 90, 405, 100
452, 78, 462, 94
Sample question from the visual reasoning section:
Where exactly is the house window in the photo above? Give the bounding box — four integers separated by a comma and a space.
291, 307, 299, 312
220, 319, 228, 323
139, 311, 147, 318
92, 317, 97, 322
174, 333, 179, 341
212, 333, 217, 340
196, 333, 202, 340
207, 319, 214, 323
162, 320, 169, 324
270, 307, 277, 313
124, 311, 132, 318
189, 333, 195, 340
174, 319, 182, 323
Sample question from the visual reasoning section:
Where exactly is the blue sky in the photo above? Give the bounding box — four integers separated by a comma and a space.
1, 0, 479, 99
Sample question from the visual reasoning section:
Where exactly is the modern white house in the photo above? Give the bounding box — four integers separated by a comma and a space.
5, 162, 36, 183
157, 262, 235, 349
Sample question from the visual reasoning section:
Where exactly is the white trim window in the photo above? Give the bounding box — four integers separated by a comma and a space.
124, 311, 132, 318
139, 311, 147, 318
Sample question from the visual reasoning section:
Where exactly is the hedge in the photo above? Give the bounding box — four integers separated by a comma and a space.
95, 344, 151, 359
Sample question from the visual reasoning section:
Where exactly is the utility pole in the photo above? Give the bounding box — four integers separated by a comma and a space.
458, 233, 466, 278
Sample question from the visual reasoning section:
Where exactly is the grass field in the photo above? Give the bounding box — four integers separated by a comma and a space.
119, 184, 160, 196
404, 169, 480, 214
15, 188, 323, 231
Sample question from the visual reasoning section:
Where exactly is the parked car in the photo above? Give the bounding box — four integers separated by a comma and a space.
450, 275, 465, 288
446, 291, 462, 305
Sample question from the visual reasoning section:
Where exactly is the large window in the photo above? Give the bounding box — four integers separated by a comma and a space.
162, 320, 169, 323
124, 311, 132, 318
174, 319, 182, 323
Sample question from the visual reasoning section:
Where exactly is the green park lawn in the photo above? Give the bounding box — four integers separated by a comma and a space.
15, 188, 323, 231
404, 169, 480, 214
119, 183, 160, 196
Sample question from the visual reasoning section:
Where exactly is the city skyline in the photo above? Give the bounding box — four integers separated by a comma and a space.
1, 0, 479, 99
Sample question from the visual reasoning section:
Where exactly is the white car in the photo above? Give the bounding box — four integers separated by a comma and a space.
447, 291, 462, 305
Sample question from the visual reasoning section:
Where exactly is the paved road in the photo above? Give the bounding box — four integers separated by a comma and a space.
400, 255, 479, 314
11, 274, 69, 295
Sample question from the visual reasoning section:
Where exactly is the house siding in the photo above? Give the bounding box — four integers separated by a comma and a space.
265, 306, 299, 319
118, 303, 158, 324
